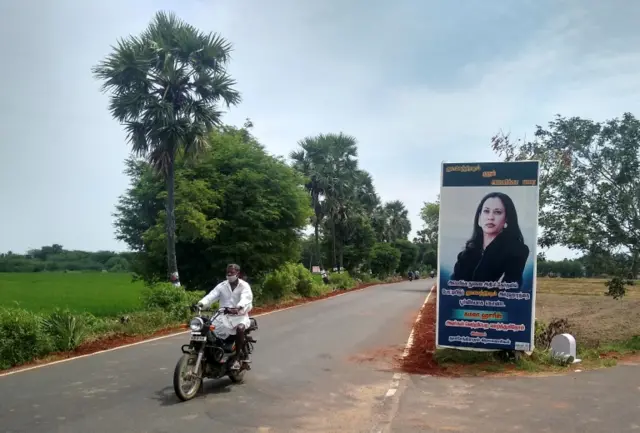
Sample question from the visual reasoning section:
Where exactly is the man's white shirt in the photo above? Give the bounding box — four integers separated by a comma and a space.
199, 279, 253, 334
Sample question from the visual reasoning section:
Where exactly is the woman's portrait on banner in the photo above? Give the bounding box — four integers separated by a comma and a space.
450, 191, 530, 286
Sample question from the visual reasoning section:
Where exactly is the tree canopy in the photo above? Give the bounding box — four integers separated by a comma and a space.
492, 113, 640, 276
114, 126, 311, 290
492, 112, 640, 296
412, 198, 439, 271
0, 246, 133, 273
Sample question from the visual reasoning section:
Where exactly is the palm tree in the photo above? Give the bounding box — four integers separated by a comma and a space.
352, 170, 380, 214
93, 11, 240, 281
385, 200, 412, 241
373, 201, 412, 242
319, 133, 359, 270
291, 137, 329, 268
291, 132, 359, 270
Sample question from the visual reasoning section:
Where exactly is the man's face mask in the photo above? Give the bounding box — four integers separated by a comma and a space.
227, 274, 238, 283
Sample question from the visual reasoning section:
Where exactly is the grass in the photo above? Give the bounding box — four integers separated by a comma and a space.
434, 339, 640, 376
0, 272, 144, 316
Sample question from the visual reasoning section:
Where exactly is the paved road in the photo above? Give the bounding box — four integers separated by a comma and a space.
0, 280, 433, 433
385, 360, 640, 433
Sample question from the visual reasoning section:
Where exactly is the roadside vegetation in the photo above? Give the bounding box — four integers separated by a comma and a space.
0, 266, 408, 370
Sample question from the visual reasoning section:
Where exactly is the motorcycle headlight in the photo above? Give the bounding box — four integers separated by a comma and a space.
189, 317, 204, 331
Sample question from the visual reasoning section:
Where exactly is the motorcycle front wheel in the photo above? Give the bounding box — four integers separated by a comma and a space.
173, 354, 203, 401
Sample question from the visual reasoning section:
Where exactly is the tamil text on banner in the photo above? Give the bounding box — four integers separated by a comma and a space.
436, 161, 540, 352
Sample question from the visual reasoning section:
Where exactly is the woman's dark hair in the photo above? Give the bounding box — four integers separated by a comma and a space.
465, 192, 524, 250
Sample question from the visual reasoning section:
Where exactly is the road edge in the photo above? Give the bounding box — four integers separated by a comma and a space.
371, 284, 436, 433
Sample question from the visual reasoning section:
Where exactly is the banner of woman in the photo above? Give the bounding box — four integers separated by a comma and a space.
436, 161, 540, 352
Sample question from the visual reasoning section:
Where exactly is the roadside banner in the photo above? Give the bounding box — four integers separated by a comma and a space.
436, 161, 540, 352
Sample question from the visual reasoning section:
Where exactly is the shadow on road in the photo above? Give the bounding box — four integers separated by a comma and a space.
153, 378, 233, 406
395, 288, 431, 293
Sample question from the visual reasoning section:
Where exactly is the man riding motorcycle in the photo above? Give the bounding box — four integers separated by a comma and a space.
192, 264, 253, 371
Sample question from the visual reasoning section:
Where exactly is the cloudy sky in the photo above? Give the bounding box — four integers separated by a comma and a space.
2, 0, 639, 260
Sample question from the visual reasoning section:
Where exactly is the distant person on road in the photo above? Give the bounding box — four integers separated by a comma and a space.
451, 191, 529, 286
194, 264, 253, 370
408, 270, 414, 280
430, 270, 435, 278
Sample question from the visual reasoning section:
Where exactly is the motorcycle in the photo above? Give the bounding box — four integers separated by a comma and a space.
173, 307, 258, 401
408, 274, 414, 281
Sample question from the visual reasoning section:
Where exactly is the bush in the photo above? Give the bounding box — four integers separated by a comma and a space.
393, 240, 419, 274
0, 307, 52, 369
534, 318, 570, 350
141, 282, 205, 321
352, 271, 380, 284
43, 309, 90, 351
291, 263, 326, 297
262, 262, 330, 301
329, 271, 356, 290
369, 243, 401, 278
118, 310, 177, 336
262, 264, 298, 301
604, 276, 633, 300
383, 275, 404, 283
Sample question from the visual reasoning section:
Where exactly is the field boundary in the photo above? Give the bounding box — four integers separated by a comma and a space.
0, 280, 392, 377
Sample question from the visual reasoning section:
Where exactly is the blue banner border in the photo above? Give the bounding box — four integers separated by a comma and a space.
442, 161, 539, 188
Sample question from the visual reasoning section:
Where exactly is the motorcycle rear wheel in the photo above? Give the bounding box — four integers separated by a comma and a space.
173, 354, 203, 401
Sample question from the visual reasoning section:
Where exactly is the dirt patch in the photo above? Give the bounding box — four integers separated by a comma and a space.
73, 325, 188, 355
619, 353, 640, 365
395, 288, 541, 377
398, 288, 446, 375
347, 345, 405, 371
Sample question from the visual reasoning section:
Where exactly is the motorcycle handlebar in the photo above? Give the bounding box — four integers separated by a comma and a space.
190, 305, 239, 316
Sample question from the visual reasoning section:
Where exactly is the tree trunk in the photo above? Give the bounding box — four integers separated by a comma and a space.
314, 221, 321, 268
332, 219, 338, 272
631, 249, 639, 279
165, 152, 179, 284
312, 192, 322, 270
